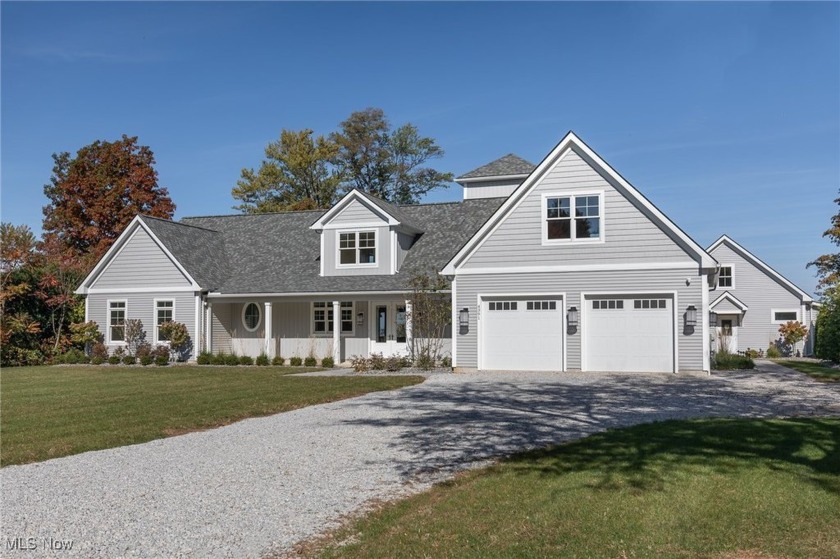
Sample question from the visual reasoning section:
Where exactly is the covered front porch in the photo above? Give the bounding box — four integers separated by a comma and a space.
203, 294, 450, 363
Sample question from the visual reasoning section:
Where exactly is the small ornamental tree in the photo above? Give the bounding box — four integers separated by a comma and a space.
124, 319, 147, 357
778, 321, 808, 352
70, 321, 103, 355
158, 321, 191, 361
407, 272, 451, 368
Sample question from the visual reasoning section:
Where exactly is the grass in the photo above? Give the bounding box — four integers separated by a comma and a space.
0, 365, 423, 466
775, 359, 840, 383
306, 418, 840, 559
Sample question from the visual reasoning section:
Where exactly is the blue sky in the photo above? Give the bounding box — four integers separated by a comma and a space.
2, 2, 838, 295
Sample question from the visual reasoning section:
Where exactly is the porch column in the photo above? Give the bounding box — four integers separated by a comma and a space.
332, 300, 341, 363
404, 300, 413, 354
264, 302, 273, 358
205, 301, 213, 354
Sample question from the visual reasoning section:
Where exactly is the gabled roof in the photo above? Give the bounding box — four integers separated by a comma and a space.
442, 131, 717, 274
182, 198, 503, 295
310, 189, 421, 233
457, 154, 535, 181
710, 291, 749, 314
707, 235, 813, 303
76, 215, 203, 294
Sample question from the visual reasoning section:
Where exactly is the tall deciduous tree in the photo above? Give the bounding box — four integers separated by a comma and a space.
232, 129, 341, 213
331, 108, 453, 204
808, 192, 840, 361
808, 192, 840, 294
42, 135, 175, 265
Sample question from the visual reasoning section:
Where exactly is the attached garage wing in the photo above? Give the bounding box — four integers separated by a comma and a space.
583, 294, 675, 373
480, 297, 564, 371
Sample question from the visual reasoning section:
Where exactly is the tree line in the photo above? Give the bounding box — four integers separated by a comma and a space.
1, 108, 451, 366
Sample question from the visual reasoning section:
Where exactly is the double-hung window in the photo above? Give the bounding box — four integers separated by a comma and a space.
155, 300, 174, 342
109, 301, 126, 343
545, 194, 602, 242
313, 302, 354, 334
718, 267, 733, 288
338, 231, 376, 265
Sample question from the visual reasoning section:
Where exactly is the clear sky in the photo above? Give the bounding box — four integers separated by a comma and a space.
2, 2, 838, 295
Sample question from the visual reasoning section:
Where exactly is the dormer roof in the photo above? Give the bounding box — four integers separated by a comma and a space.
309, 189, 422, 233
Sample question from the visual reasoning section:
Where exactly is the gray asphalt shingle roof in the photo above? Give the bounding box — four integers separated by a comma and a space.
457, 154, 536, 179
175, 198, 503, 294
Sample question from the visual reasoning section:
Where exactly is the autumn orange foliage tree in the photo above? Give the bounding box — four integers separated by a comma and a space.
42, 134, 175, 264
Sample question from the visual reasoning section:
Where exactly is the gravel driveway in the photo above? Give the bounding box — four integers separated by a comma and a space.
2, 361, 839, 558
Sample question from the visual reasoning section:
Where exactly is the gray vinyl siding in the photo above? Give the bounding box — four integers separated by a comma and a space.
323, 226, 392, 276
87, 292, 197, 351
463, 179, 522, 200
330, 199, 388, 225
712, 298, 742, 314
455, 268, 705, 372
91, 227, 192, 289
463, 149, 693, 268
709, 243, 806, 352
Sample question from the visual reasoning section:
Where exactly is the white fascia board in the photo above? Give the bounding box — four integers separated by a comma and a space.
310, 190, 399, 230
707, 235, 813, 303
206, 290, 450, 299
456, 173, 530, 184
710, 291, 749, 312
442, 131, 716, 275
452, 261, 699, 276
76, 215, 202, 294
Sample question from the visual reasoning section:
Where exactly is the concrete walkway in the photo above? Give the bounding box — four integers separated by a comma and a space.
2, 362, 838, 558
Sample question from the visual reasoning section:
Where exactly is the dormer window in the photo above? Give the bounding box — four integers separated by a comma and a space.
338, 231, 376, 266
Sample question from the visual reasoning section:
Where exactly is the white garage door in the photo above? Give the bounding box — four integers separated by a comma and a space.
584, 296, 674, 373
481, 298, 563, 371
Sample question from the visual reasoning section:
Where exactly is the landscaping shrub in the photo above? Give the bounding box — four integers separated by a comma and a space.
350, 355, 369, 372
369, 352, 386, 370
272, 355, 285, 366
135, 343, 152, 361
239, 355, 254, 366
62, 348, 86, 365
91, 356, 105, 365
440, 355, 452, 368
69, 321, 103, 356
122, 355, 136, 366
196, 351, 213, 365
256, 353, 270, 366
290, 356, 303, 366
415, 352, 436, 370
91, 342, 109, 361
153, 345, 170, 366
224, 353, 240, 366
385, 355, 402, 372
745, 348, 760, 359
158, 321, 191, 361
714, 353, 755, 370
304, 356, 317, 367
766, 344, 782, 359
139, 355, 154, 366
321, 356, 335, 368
124, 319, 147, 357
212, 352, 227, 365
399, 355, 413, 369
108, 355, 121, 365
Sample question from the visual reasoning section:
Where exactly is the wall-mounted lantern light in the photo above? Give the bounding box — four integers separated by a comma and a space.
567, 306, 579, 329
686, 305, 697, 327
459, 308, 469, 328
356, 312, 364, 325
709, 311, 718, 326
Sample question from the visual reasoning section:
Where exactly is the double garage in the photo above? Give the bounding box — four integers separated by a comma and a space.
480, 294, 676, 373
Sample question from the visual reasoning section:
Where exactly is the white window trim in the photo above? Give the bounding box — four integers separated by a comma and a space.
718, 264, 735, 289
770, 308, 800, 324
241, 302, 262, 332
335, 229, 379, 269
107, 299, 128, 345
311, 301, 355, 337
541, 191, 605, 246
153, 298, 175, 345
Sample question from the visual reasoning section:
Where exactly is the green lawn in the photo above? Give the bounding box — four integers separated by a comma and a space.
775, 359, 840, 383
0, 365, 423, 466
308, 418, 840, 559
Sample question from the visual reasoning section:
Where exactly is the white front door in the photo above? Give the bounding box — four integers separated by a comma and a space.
369, 302, 408, 356
716, 319, 738, 353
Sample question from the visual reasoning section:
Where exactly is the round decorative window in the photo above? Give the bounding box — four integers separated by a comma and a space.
242, 303, 261, 332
